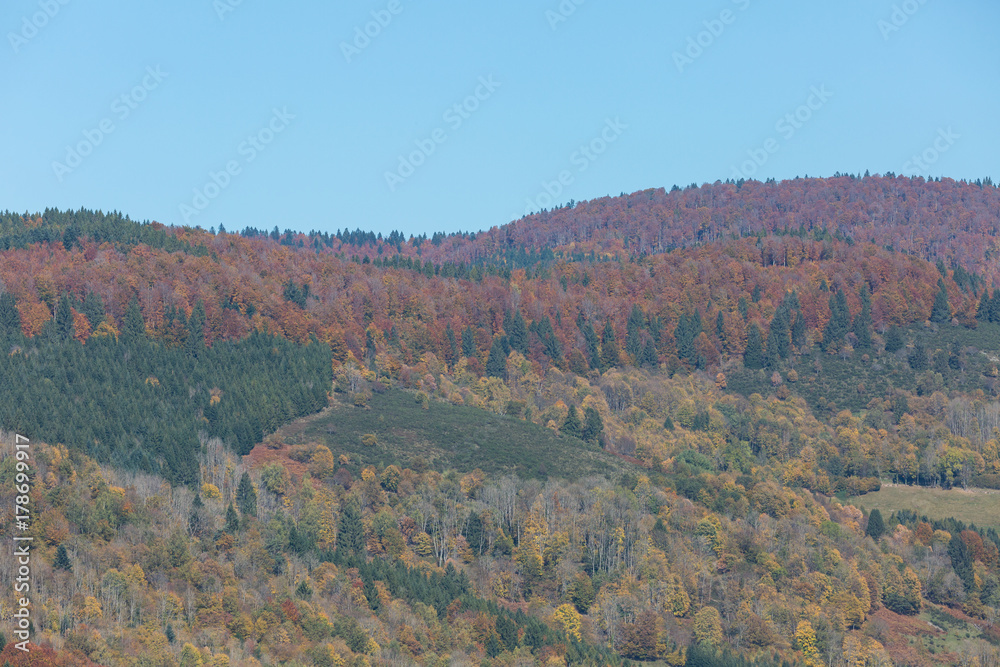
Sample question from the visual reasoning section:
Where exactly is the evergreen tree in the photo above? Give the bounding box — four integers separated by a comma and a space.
121, 297, 146, 343
715, 311, 725, 339
562, 405, 582, 438
81, 291, 105, 328
0, 292, 21, 340
600, 320, 620, 369
185, 300, 206, 356
853, 285, 873, 350
930, 279, 951, 323
908, 340, 928, 370
822, 289, 850, 351
626, 305, 645, 362
744, 323, 765, 369
54, 544, 72, 572
885, 325, 904, 353
445, 323, 458, 364
54, 293, 75, 341
337, 500, 365, 556
582, 407, 604, 444
236, 472, 257, 517
977, 291, 990, 321
507, 310, 529, 355
865, 508, 885, 540
486, 336, 507, 378
639, 339, 658, 367
765, 305, 790, 366
580, 319, 601, 370
737, 296, 749, 320
790, 311, 806, 350
461, 326, 476, 357
989, 290, 1000, 323
225, 502, 239, 533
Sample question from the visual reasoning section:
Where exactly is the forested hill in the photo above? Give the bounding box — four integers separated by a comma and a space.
4, 175, 1000, 665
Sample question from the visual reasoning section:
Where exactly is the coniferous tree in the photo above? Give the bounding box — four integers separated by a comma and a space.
121, 297, 146, 343
507, 310, 529, 355
626, 305, 645, 362
865, 508, 885, 540
885, 325, 904, 353
461, 326, 476, 357
337, 500, 364, 556
54, 544, 72, 572
445, 323, 458, 364
639, 338, 658, 367
562, 405, 582, 438
236, 472, 257, 517
225, 502, 239, 533
853, 285, 873, 350
579, 319, 600, 370
54, 293, 75, 341
930, 279, 951, 323
600, 320, 620, 369
790, 310, 807, 350
744, 323, 765, 369
0, 292, 20, 340
486, 336, 507, 378
81, 291, 105, 328
989, 290, 1000, 323
822, 289, 850, 351
582, 407, 604, 444
186, 300, 206, 356
765, 305, 790, 366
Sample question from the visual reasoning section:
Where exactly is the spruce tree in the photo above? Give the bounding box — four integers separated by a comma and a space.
236, 472, 257, 517
582, 407, 604, 444
562, 405, 582, 438
337, 500, 364, 556
0, 292, 20, 340
885, 326, 904, 353
54, 294, 75, 341
865, 508, 885, 540
744, 323, 765, 369
581, 320, 601, 370
461, 326, 476, 357
853, 285, 873, 350
600, 320, 620, 369
225, 502, 239, 533
639, 339, 658, 367
54, 544, 72, 572
486, 336, 507, 378
822, 289, 850, 351
445, 323, 458, 364
626, 305, 645, 362
185, 300, 206, 356
507, 310, 529, 355
122, 297, 146, 343
930, 279, 951, 323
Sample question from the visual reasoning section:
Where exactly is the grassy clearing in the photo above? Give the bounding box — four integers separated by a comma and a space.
270, 389, 634, 481
848, 484, 1000, 529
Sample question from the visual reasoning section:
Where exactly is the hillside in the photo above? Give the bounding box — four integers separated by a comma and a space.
2, 175, 1000, 666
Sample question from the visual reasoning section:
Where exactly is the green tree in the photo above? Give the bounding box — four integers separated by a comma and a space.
562, 405, 582, 438
337, 500, 364, 556
853, 285, 873, 350
486, 336, 507, 378
121, 297, 146, 343
626, 305, 645, 363
865, 508, 885, 540
0, 292, 21, 340
461, 325, 477, 357
582, 407, 604, 444
822, 289, 850, 351
600, 320, 620, 369
507, 310, 529, 355
236, 472, 257, 517
54, 293, 75, 341
744, 323, 765, 369
225, 502, 239, 533
930, 279, 951, 323
571, 573, 596, 613
186, 300, 206, 356
885, 325, 904, 353
54, 544, 72, 572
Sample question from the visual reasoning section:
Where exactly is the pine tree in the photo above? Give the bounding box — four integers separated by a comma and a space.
790, 310, 807, 350
562, 405, 582, 438
930, 279, 951, 323
225, 502, 239, 533
639, 339, 658, 367
766, 306, 790, 366
507, 310, 529, 355
744, 323, 765, 369
626, 305, 644, 363
580, 320, 601, 370
822, 289, 850, 351
486, 336, 507, 378
236, 472, 257, 517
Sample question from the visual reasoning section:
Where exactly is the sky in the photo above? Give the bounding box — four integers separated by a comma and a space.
2, 0, 998, 237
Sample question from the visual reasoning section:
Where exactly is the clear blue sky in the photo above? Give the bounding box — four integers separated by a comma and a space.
2, 0, 997, 237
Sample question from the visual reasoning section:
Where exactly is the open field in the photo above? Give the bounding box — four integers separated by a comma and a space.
849, 484, 1000, 529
